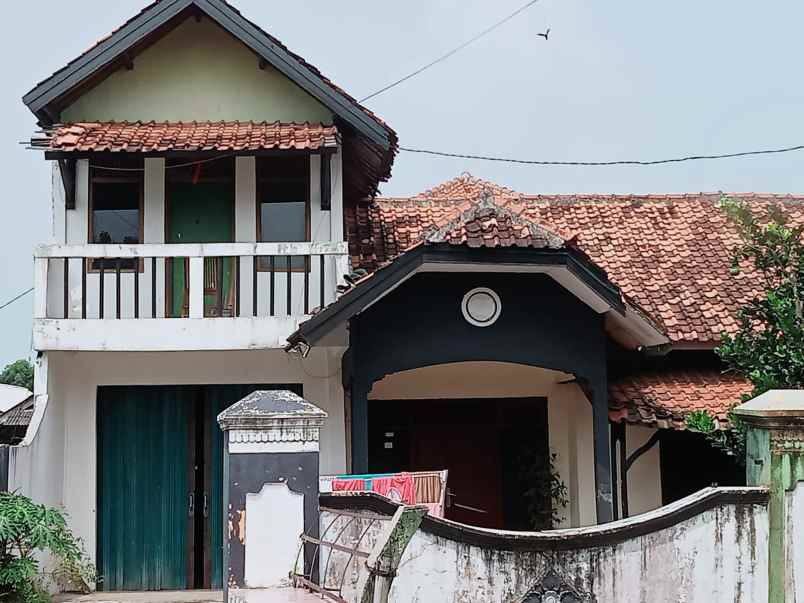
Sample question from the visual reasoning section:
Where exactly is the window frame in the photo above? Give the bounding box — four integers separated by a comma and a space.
255, 155, 311, 273
87, 167, 145, 273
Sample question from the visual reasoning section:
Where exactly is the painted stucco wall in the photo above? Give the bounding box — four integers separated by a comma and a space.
60, 17, 332, 123
625, 424, 663, 516
14, 348, 346, 567
321, 490, 769, 603
368, 362, 662, 528
43, 152, 344, 328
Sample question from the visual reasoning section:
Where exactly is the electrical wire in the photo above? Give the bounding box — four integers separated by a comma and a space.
359, 0, 543, 103
0, 288, 34, 312
399, 143, 804, 166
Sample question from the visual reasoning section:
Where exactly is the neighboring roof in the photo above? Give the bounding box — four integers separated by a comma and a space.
0, 395, 34, 428
608, 369, 752, 430
0, 385, 33, 414
32, 121, 339, 154
348, 173, 804, 344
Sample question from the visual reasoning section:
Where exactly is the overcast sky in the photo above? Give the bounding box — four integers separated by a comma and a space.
1, 0, 803, 366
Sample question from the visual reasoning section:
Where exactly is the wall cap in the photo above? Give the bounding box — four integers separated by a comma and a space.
733, 389, 804, 428
217, 390, 327, 431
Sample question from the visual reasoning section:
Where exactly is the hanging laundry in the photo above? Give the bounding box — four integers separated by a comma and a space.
332, 477, 366, 492
372, 472, 416, 505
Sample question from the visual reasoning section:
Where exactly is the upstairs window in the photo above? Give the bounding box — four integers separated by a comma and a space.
257, 156, 309, 270
89, 158, 143, 270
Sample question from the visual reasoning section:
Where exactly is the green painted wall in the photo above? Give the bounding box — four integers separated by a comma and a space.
61, 17, 333, 123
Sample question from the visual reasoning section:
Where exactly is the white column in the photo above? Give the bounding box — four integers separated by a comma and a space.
144, 158, 166, 318
236, 157, 256, 316
330, 151, 344, 242
33, 258, 49, 319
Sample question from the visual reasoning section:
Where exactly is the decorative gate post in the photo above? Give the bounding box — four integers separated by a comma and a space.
218, 390, 327, 598
733, 390, 804, 603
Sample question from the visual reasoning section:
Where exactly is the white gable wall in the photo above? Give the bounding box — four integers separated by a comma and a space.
61, 17, 333, 123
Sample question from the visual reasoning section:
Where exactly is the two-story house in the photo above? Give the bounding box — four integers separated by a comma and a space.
10, 0, 788, 594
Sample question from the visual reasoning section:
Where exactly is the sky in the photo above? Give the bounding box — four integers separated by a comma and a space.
1, 0, 804, 366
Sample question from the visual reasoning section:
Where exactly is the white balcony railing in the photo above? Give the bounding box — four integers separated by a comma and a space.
32, 241, 350, 351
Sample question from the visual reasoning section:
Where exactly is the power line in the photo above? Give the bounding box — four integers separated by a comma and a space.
399, 143, 804, 166
359, 0, 543, 103
0, 288, 33, 312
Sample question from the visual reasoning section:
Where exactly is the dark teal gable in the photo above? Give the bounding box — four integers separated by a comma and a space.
345, 271, 615, 522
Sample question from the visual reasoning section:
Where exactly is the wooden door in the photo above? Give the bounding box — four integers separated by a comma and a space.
167, 183, 234, 317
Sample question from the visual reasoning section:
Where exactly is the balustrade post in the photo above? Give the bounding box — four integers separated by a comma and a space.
188, 256, 205, 319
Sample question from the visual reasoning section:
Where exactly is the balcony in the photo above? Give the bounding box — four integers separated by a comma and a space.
33, 241, 350, 352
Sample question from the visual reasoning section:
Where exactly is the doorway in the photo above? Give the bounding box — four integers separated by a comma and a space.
97, 383, 301, 591
166, 159, 235, 318
368, 397, 549, 530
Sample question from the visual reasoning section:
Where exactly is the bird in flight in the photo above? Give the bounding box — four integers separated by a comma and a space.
537, 28, 551, 40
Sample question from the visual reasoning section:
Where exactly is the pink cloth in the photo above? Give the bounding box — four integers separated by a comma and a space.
372, 473, 416, 505
332, 478, 365, 492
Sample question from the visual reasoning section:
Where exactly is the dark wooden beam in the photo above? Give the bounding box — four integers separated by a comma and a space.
122, 53, 135, 71
58, 159, 76, 210
320, 153, 331, 211
258, 58, 269, 71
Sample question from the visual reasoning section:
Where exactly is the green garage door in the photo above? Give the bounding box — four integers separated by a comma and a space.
97, 386, 193, 591
98, 384, 303, 591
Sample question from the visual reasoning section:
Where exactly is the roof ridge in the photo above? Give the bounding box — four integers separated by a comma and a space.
424, 190, 565, 249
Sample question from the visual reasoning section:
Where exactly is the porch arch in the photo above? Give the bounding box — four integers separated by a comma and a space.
345, 271, 614, 522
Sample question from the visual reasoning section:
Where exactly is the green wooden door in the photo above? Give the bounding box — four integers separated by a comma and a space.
97, 386, 194, 591
167, 183, 234, 318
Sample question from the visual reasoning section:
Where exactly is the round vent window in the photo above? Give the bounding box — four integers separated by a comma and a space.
462, 287, 501, 327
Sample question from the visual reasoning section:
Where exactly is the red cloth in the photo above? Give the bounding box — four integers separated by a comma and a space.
332, 478, 365, 492
372, 473, 416, 505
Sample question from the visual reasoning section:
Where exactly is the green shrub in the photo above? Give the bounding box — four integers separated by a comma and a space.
0, 492, 94, 603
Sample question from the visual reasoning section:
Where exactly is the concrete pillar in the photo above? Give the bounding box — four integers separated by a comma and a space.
218, 390, 327, 598
733, 390, 804, 603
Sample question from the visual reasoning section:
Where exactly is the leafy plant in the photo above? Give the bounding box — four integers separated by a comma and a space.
686, 196, 804, 458
520, 450, 569, 530
0, 492, 94, 603
0, 361, 33, 393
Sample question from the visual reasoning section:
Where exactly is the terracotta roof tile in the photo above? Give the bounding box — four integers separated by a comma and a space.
346, 173, 804, 344
34, 121, 339, 153
424, 193, 565, 250
608, 370, 752, 430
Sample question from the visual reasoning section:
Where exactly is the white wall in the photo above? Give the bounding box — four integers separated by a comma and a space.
625, 425, 663, 516
244, 484, 304, 588
367, 362, 638, 528
31, 348, 346, 566
322, 489, 769, 603
61, 18, 332, 123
